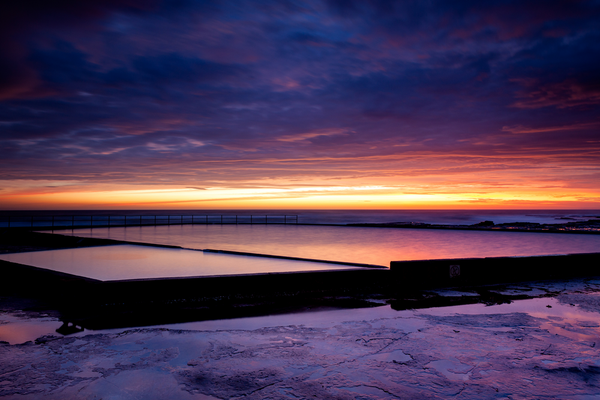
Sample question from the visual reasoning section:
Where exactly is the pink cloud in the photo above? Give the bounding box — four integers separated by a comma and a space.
512, 79, 600, 109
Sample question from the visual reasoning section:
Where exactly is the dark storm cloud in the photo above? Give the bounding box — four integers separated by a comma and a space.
1, 0, 599, 187
0, 0, 164, 98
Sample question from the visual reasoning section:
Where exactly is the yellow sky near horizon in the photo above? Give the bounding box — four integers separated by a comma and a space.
2, 179, 598, 210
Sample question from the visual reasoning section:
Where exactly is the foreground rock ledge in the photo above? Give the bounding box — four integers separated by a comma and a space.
2, 279, 600, 399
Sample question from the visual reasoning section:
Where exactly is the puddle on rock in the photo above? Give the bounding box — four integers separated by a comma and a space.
3, 288, 600, 346
0, 314, 64, 344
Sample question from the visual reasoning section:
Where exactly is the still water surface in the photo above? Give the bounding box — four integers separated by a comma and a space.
0, 244, 358, 281
66, 224, 600, 266
2, 296, 597, 344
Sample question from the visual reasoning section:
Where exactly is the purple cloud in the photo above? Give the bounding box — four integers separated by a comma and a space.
0, 0, 598, 202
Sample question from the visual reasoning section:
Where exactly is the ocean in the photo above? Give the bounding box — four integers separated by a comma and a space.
2, 209, 600, 227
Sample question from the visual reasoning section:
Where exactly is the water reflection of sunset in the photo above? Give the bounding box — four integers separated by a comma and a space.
420, 297, 600, 343
64, 225, 600, 267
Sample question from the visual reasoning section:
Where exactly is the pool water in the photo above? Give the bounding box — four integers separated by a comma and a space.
0, 244, 367, 281
64, 224, 600, 266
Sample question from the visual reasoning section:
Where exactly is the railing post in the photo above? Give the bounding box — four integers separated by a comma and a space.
250, 215, 253, 224
108, 215, 111, 227
221, 215, 223, 224
284, 215, 287, 224
265, 215, 267, 224
125, 215, 127, 226
192, 215, 194, 224
52, 216, 54, 228
91, 215, 93, 227
168, 215, 170, 225
154, 215, 156, 225
72, 215, 74, 228
205, 215, 208, 224
236, 215, 238, 224
31, 216, 33, 228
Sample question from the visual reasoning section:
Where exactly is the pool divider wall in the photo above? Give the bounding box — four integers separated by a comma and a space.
390, 252, 600, 288
203, 248, 385, 269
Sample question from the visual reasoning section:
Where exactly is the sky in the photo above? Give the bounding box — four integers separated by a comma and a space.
1, 0, 599, 210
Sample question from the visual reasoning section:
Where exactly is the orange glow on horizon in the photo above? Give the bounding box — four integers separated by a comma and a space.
1, 183, 599, 210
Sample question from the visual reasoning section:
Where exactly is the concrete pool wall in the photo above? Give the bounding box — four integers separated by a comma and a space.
391, 252, 600, 288
2, 231, 600, 332
0, 238, 389, 330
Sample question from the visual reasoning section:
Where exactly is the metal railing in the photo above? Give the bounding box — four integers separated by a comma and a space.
0, 214, 299, 229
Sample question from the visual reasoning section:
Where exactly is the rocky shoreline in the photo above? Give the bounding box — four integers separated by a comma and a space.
2, 230, 600, 398
2, 278, 600, 399
349, 217, 600, 233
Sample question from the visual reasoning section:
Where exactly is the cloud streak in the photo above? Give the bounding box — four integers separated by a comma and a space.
1, 0, 599, 208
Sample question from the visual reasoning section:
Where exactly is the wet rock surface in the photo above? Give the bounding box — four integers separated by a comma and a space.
2, 280, 600, 399
351, 218, 600, 233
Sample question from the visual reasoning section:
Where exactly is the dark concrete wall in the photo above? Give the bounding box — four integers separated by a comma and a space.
390, 253, 600, 288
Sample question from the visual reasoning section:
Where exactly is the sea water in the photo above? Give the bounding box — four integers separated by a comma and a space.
2, 209, 600, 227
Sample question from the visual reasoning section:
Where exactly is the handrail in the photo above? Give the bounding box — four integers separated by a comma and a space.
0, 214, 299, 229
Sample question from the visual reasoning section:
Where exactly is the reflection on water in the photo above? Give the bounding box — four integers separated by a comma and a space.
0, 244, 362, 281
419, 297, 600, 343
160, 296, 600, 341
0, 314, 63, 344
3, 295, 600, 345
65, 224, 600, 266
